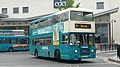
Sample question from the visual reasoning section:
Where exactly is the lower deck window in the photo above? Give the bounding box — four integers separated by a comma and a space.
62, 34, 68, 44
33, 36, 52, 45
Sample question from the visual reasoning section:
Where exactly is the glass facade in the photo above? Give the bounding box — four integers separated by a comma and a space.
95, 23, 108, 43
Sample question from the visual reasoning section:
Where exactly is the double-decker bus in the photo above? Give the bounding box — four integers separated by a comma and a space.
0, 30, 29, 52
29, 8, 96, 61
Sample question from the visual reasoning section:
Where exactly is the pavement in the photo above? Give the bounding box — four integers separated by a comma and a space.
108, 56, 120, 63
96, 50, 120, 64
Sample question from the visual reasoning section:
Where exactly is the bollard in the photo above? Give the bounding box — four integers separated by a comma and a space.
112, 44, 113, 50
100, 44, 102, 51
115, 45, 116, 50
105, 44, 106, 51
109, 44, 111, 51
117, 45, 120, 59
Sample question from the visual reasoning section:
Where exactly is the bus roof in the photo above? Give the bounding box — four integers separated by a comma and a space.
30, 13, 56, 24
30, 8, 93, 24
55, 8, 93, 15
0, 30, 24, 32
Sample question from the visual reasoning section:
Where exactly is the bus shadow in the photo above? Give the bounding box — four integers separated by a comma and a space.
34, 56, 94, 64
59, 60, 94, 64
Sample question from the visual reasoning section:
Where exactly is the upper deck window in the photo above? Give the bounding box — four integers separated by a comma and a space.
60, 11, 69, 22
30, 11, 69, 29
70, 11, 94, 21
30, 15, 60, 29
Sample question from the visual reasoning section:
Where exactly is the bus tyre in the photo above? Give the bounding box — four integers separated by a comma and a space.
54, 50, 61, 62
8, 47, 13, 52
34, 49, 39, 58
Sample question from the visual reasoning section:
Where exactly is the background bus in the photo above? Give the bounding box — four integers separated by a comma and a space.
0, 30, 29, 52
29, 8, 96, 61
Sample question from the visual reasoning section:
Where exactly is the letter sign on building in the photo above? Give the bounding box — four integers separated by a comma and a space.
54, 0, 66, 8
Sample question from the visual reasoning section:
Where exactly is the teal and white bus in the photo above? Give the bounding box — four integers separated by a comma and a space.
29, 8, 96, 61
0, 30, 29, 52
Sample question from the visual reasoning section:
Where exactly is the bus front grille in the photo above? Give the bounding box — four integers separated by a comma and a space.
80, 48, 90, 55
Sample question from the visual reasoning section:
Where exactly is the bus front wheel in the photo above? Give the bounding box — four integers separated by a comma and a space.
8, 47, 13, 52
34, 49, 39, 58
54, 50, 61, 62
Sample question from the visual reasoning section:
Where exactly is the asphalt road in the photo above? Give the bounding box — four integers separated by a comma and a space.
0, 51, 119, 67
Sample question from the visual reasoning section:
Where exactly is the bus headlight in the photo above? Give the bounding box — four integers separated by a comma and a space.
72, 50, 78, 53
91, 50, 94, 52
91, 50, 96, 52
75, 50, 77, 52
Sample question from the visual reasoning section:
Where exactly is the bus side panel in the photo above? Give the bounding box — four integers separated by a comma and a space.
29, 45, 35, 55
38, 46, 49, 57
49, 45, 74, 60
59, 33, 70, 60
29, 36, 39, 56
13, 46, 29, 51
59, 45, 71, 60
31, 45, 51, 57
49, 45, 60, 58
48, 32, 71, 60
29, 45, 40, 56
29, 40, 33, 55
0, 44, 12, 51
48, 45, 54, 58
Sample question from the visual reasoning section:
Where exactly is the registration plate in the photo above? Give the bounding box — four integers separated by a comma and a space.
82, 46, 88, 48
81, 55, 88, 57
82, 50, 87, 52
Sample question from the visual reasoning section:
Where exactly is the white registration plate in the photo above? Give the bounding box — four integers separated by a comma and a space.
82, 46, 88, 48
81, 56, 88, 57
82, 50, 87, 52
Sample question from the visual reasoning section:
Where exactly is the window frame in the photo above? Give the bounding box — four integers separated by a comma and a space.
2, 8, 7, 14
13, 7, 19, 14
62, 34, 68, 45
45, 36, 52, 45
23, 7, 29, 13
0, 38, 8, 44
96, 2, 104, 9
60, 11, 69, 22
